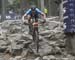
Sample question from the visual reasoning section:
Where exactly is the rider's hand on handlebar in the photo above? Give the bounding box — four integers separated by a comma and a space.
42, 19, 46, 24
23, 21, 29, 25
23, 22, 26, 25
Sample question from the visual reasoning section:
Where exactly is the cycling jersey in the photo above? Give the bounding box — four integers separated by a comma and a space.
25, 8, 43, 16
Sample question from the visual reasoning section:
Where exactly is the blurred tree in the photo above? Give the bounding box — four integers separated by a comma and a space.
12, 0, 20, 12
6, 0, 21, 13
0, 0, 2, 14
54, 0, 62, 5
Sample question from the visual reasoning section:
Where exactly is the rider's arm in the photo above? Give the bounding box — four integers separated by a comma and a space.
36, 8, 46, 18
22, 14, 26, 22
41, 12, 46, 19
22, 9, 31, 21
36, 8, 46, 23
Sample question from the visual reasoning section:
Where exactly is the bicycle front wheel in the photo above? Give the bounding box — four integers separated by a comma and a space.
34, 30, 39, 53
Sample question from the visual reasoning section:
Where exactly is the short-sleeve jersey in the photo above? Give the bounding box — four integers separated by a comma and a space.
25, 8, 43, 16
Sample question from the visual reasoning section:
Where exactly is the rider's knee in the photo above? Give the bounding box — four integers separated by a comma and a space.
27, 15, 31, 20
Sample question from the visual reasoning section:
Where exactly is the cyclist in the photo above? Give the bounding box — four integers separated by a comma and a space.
22, 5, 46, 34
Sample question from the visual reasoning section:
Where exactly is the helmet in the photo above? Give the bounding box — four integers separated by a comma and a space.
31, 5, 36, 11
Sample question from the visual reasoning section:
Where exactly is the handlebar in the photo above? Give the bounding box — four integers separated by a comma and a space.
22, 19, 47, 26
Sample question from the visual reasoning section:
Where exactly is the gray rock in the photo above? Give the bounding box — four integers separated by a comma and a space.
1, 20, 21, 29
34, 57, 42, 60
1, 20, 12, 29
11, 45, 23, 56
16, 40, 25, 45
21, 58, 26, 60
0, 40, 7, 46
0, 46, 7, 52
60, 58, 69, 60
29, 41, 52, 56
9, 57, 14, 60
0, 33, 5, 40
39, 30, 51, 36
8, 33, 22, 41
21, 33, 32, 40
8, 25, 21, 34
48, 21, 58, 30
54, 32, 65, 40
0, 40, 8, 53
43, 55, 56, 60
0, 58, 4, 60
0, 54, 5, 60
23, 41, 32, 48
14, 56, 22, 60
21, 49, 31, 58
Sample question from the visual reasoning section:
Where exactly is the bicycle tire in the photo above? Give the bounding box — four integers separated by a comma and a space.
35, 30, 39, 53
33, 29, 39, 53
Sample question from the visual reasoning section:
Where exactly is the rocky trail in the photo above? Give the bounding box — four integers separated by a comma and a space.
0, 17, 75, 60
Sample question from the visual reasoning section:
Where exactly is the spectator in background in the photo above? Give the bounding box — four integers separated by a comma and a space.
8, 9, 14, 14
44, 7, 48, 17
54, 0, 62, 5
8, 9, 16, 20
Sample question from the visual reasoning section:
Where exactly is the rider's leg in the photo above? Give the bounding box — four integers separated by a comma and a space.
27, 15, 32, 34
27, 15, 31, 24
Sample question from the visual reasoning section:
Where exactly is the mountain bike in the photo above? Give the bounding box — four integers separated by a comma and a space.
29, 17, 39, 53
